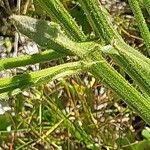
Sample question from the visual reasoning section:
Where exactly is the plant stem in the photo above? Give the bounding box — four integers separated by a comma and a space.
88, 51, 150, 125
0, 49, 69, 71
32, 1, 150, 116
79, 0, 150, 97
78, 0, 122, 43
34, 0, 86, 41
129, 0, 150, 54
10, 1, 150, 125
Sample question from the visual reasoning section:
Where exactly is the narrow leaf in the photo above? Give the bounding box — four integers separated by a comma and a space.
10, 15, 92, 58
0, 61, 87, 99
0, 49, 70, 71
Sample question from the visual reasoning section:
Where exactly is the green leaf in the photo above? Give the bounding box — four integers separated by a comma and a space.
0, 49, 69, 71
0, 61, 95, 99
10, 15, 92, 58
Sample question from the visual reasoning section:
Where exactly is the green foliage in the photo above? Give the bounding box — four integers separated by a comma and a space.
1, 0, 150, 149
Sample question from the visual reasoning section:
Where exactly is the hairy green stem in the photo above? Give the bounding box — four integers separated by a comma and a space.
88, 51, 150, 125
129, 0, 150, 54
78, 0, 122, 43
101, 44, 150, 98
79, 0, 150, 97
43, 0, 150, 124
9, 1, 150, 124
34, 0, 86, 41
